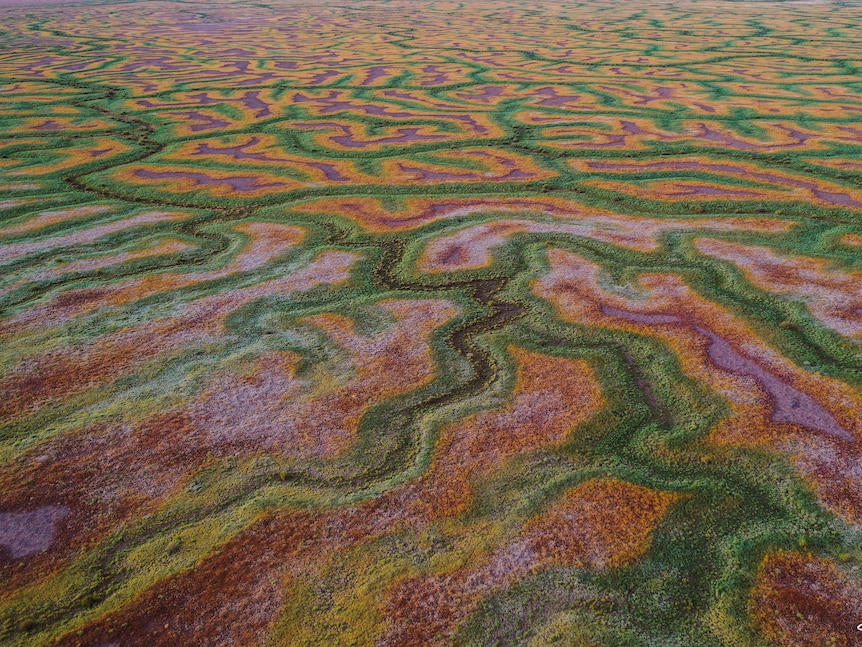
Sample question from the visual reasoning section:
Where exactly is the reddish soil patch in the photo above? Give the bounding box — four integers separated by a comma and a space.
750, 551, 862, 647
0, 505, 69, 559
0, 413, 208, 593
381, 478, 677, 646
523, 478, 680, 570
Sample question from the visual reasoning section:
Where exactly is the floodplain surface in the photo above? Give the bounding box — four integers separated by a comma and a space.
1, 0, 862, 645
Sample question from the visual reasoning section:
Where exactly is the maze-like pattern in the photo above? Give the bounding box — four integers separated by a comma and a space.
1, 0, 862, 645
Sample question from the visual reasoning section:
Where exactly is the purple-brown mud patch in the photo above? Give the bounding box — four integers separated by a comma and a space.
239, 90, 271, 117
176, 111, 231, 132
332, 127, 448, 148
361, 66, 389, 85
454, 86, 504, 102
600, 305, 853, 441
669, 184, 764, 198
191, 139, 347, 180
534, 86, 582, 106
132, 169, 287, 192
304, 162, 349, 181
700, 328, 853, 441
399, 165, 480, 181
0, 505, 69, 559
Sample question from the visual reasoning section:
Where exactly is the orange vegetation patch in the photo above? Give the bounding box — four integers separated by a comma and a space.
112, 164, 296, 197
286, 88, 494, 124
0, 223, 318, 332
0, 286, 429, 590
537, 118, 862, 153
5, 137, 133, 176
0, 137, 48, 156
288, 114, 505, 151
529, 114, 677, 151
156, 247, 356, 312
229, 221, 306, 268
841, 233, 862, 246
695, 238, 862, 337
0, 203, 115, 236
523, 478, 680, 570
802, 157, 862, 175
381, 477, 676, 646
390, 347, 603, 520
163, 135, 361, 178
535, 246, 861, 443
103, 221, 306, 306
584, 178, 782, 202
0, 304, 225, 423
781, 434, 862, 530
117, 146, 551, 197
378, 148, 554, 184
750, 551, 862, 647
7, 115, 119, 134
0, 198, 39, 211
285, 195, 614, 232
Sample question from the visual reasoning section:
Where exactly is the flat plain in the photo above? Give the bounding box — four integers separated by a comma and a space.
1, 0, 862, 645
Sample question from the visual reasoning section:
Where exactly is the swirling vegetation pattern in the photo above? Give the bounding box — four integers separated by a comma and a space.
1, 0, 862, 645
